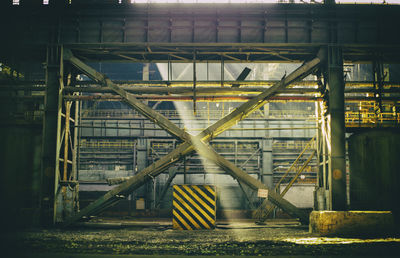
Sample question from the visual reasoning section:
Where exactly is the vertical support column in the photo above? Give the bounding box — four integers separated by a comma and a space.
72, 93, 80, 214
261, 139, 273, 190
41, 45, 61, 226
142, 63, 150, 81
262, 103, 273, 190
183, 156, 188, 184
136, 138, 148, 207
314, 101, 328, 210
142, 64, 150, 107
326, 46, 346, 211
54, 47, 66, 223
72, 97, 79, 184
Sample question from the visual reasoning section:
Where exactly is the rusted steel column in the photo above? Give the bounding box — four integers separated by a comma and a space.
326, 46, 347, 211
41, 45, 61, 226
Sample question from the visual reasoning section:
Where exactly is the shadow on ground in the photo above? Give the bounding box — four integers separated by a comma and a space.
2, 219, 400, 257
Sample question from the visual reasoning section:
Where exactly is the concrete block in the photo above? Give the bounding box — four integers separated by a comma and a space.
309, 211, 395, 237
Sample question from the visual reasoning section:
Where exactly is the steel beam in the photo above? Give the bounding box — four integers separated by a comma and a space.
41, 46, 62, 226
63, 50, 322, 226
63, 86, 318, 95
326, 46, 347, 210
190, 137, 310, 224
3, 4, 400, 63
64, 141, 195, 226
255, 150, 316, 223
64, 49, 190, 142
232, 67, 251, 88
155, 170, 178, 208
197, 55, 322, 142
254, 137, 316, 221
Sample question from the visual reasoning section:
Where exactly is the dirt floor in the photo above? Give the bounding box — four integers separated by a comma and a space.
3, 218, 400, 257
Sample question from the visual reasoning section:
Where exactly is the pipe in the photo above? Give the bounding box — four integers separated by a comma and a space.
63, 95, 400, 102
63, 86, 318, 94
75, 125, 318, 131
2, 80, 400, 89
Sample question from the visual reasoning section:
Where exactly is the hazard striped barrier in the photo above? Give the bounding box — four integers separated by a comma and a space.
172, 185, 216, 230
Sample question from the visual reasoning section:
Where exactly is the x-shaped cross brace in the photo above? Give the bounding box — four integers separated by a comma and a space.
63, 48, 323, 226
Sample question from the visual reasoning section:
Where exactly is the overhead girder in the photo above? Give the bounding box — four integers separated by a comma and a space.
2, 4, 400, 63
62, 48, 323, 226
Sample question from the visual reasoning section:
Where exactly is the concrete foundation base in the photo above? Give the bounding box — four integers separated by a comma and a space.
309, 211, 395, 237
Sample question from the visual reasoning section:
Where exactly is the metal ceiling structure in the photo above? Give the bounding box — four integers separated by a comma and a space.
1, 2, 400, 63
1, 1, 400, 226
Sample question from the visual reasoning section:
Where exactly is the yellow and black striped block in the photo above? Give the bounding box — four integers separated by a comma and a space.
172, 185, 216, 230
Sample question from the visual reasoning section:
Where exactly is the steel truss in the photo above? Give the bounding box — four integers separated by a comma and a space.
2, 4, 400, 63
62, 47, 323, 226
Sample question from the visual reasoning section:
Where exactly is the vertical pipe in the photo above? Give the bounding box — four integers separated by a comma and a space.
55, 47, 65, 224
221, 57, 224, 87
183, 156, 187, 184
207, 102, 210, 126
320, 102, 327, 192
168, 59, 170, 81
207, 61, 209, 81
131, 140, 137, 212
41, 45, 62, 225
72, 100, 79, 181
152, 177, 156, 209
63, 102, 70, 181
234, 140, 238, 166
77, 98, 82, 180
315, 101, 321, 187
193, 52, 197, 115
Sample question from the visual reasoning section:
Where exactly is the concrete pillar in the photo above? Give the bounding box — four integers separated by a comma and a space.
41, 46, 61, 225
326, 46, 346, 211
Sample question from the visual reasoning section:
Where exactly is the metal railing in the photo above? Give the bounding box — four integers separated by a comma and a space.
81, 103, 399, 128
81, 109, 265, 119
80, 139, 136, 148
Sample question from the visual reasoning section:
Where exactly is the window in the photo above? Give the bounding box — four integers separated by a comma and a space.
12, 0, 19, 5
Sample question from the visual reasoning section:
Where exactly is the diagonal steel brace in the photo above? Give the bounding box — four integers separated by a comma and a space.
190, 136, 310, 222
63, 49, 322, 226
255, 150, 317, 224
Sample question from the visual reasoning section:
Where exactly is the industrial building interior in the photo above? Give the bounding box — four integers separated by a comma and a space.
1, 0, 400, 257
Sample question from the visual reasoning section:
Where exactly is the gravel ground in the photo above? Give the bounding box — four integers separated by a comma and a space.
3, 219, 400, 257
